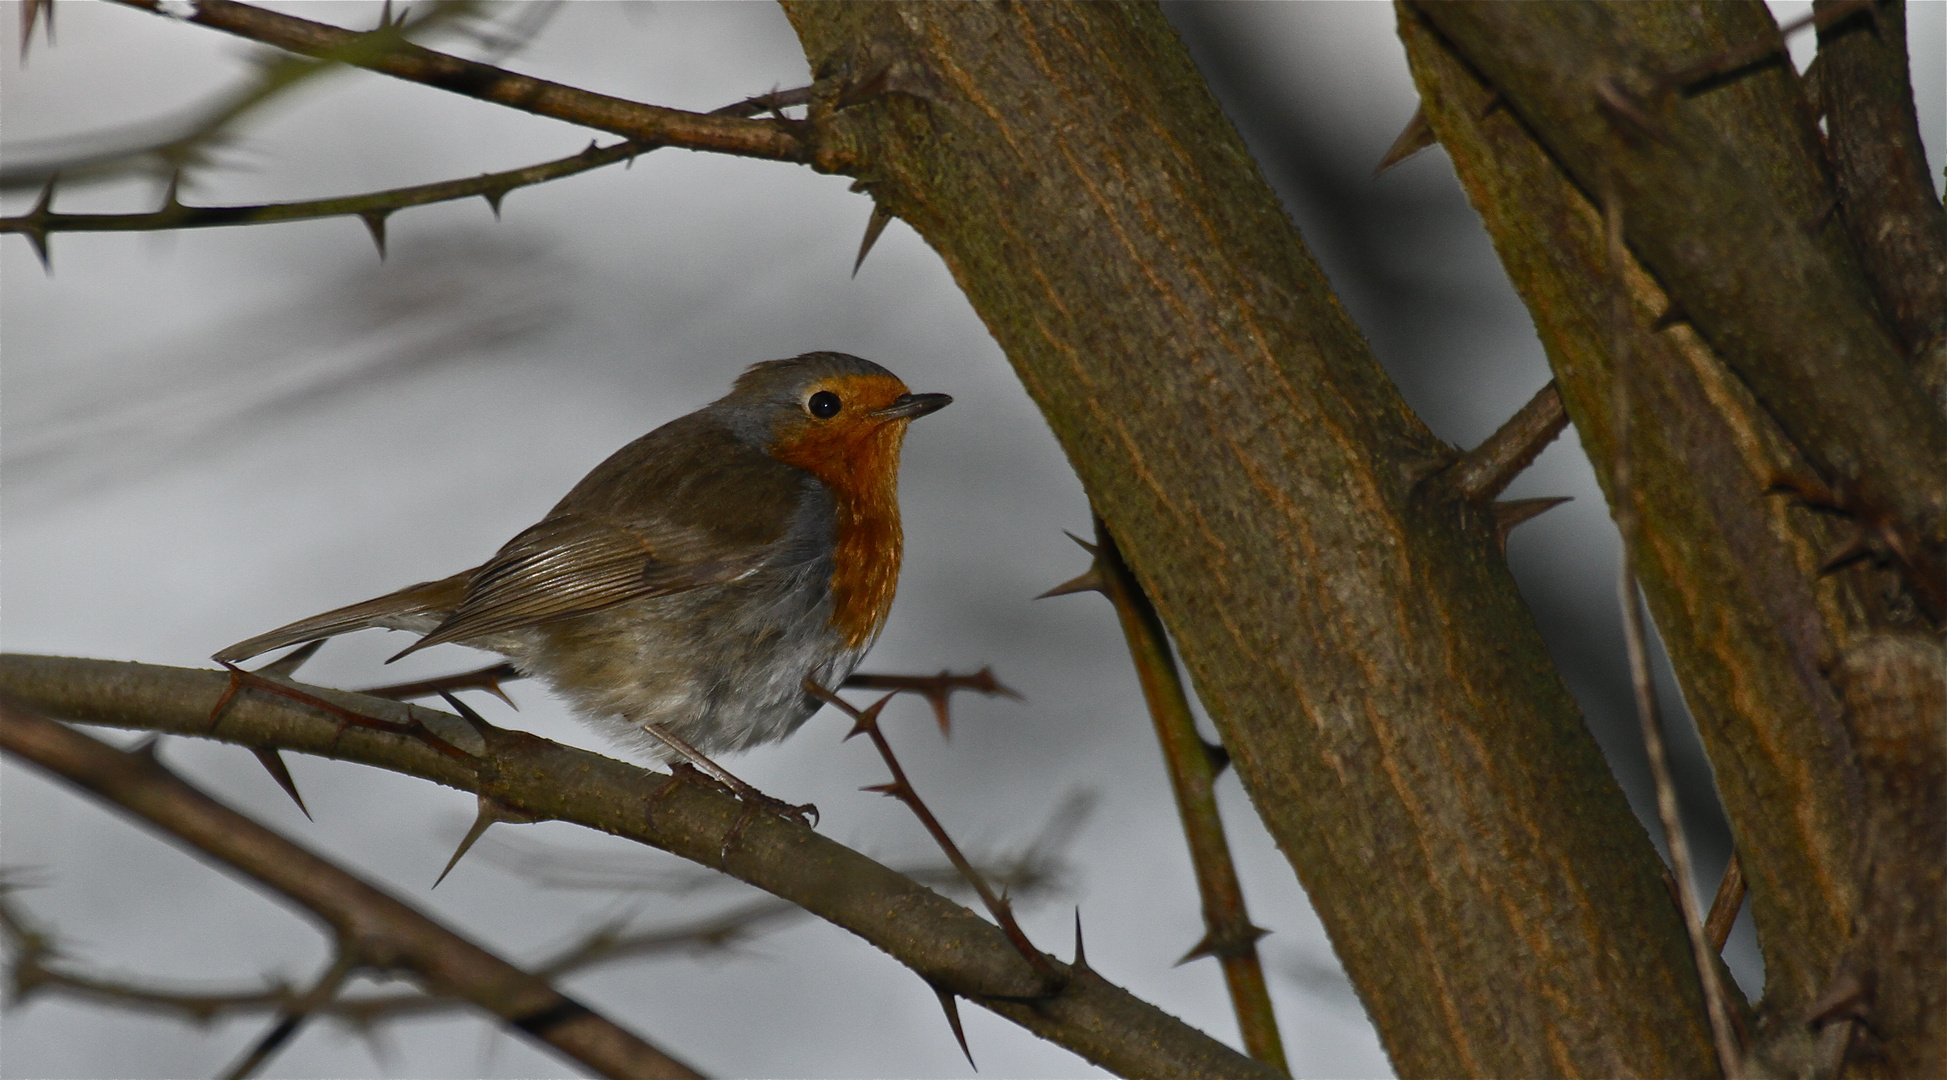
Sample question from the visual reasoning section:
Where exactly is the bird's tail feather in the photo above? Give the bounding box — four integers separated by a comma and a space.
213, 574, 470, 663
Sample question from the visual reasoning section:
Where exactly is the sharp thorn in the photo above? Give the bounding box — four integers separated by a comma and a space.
25, 226, 51, 274
1036, 567, 1107, 599
1062, 530, 1100, 557
1476, 91, 1505, 120
436, 690, 489, 729
257, 640, 326, 680
481, 188, 507, 220
358, 211, 389, 260
1072, 908, 1090, 972
252, 747, 312, 820
433, 794, 534, 889
1175, 933, 1218, 967
378, 0, 394, 30
1372, 104, 1436, 178
30, 174, 56, 217
929, 982, 976, 1070
1651, 302, 1689, 332
861, 782, 902, 797
852, 202, 894, 278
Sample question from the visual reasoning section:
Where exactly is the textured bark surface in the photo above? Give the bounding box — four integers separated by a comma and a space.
1396, 7, 1880, 1021
1814, 0, 1947, 405
782, 4, 1717, 1076
1414, 1, 1947, 617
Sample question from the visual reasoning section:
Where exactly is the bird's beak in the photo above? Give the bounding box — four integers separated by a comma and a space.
875, 392, 953, 421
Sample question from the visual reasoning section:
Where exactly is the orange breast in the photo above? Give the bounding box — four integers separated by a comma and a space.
772, 420, 907, 649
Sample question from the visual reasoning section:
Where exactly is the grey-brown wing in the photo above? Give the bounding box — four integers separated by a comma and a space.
393, 514, 770, 659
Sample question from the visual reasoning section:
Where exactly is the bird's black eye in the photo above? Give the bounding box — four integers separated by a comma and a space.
807, 390, 842, 419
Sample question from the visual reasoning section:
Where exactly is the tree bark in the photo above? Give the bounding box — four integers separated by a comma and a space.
781, 4, 1718, 1075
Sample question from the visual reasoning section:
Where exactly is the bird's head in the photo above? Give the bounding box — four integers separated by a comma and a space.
725, 352, 951, 491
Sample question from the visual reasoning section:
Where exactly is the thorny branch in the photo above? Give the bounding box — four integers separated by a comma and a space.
0, 700, 702, 1080
3, 823, 1075, 1039
803, 680, 1064, 989
0, 654, 1278, 1080
2, 81, 813, 266
1041, 516, 1286, 1072
3, 140, 641, 266
110, 0, 808, 162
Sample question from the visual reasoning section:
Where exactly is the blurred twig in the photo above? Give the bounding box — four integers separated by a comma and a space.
2, 1, 482, 192
0, 701, 701, 1080
108, 0, 808, 162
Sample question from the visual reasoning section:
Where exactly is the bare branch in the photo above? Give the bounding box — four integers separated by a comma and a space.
0, 700, 703, 1080
1046, 516, 1286, 1071
2, 140, 640, 247
110, 0, 808, 162
1448, 381, 1570, 502
0, 655, 1280, 1080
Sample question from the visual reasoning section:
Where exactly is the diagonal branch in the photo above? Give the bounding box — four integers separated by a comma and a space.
1054, 516, 1287, 1072
0, 654, 1280, 1080
0, 700, 702, 1080
1448, 380, 1569, 502
111, 0, 808, 162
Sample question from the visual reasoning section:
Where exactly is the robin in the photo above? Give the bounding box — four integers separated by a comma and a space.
216, 352, 951, 796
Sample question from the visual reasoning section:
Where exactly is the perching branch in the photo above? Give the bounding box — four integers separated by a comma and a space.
0, 654, 1279, 1080
0, 700, 702, 1080
111, 0, 808, 163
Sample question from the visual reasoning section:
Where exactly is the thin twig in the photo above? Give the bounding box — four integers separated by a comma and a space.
804, 681, 1063, 989
221, 951, 359, 1080
1604, 183, 1745, 1080
841, 668, 1022, 737
0, 701, 703, 1080
1449, 381, 1569, 501
3, 140, 641, 249
1076, 516, 1287, 1072
110, 0, 806, 162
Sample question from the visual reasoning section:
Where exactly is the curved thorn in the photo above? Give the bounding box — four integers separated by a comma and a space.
358, 211, 389, 260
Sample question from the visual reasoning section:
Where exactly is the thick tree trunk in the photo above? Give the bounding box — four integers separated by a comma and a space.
781, 4, 1718, 1075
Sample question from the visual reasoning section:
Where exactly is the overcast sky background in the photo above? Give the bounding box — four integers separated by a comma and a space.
2, 3, 1941, 1078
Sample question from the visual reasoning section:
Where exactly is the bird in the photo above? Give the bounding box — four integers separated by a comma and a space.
216, 352, 951, 794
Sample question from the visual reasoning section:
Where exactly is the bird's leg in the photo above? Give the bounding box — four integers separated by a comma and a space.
637, 721, 818, 844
